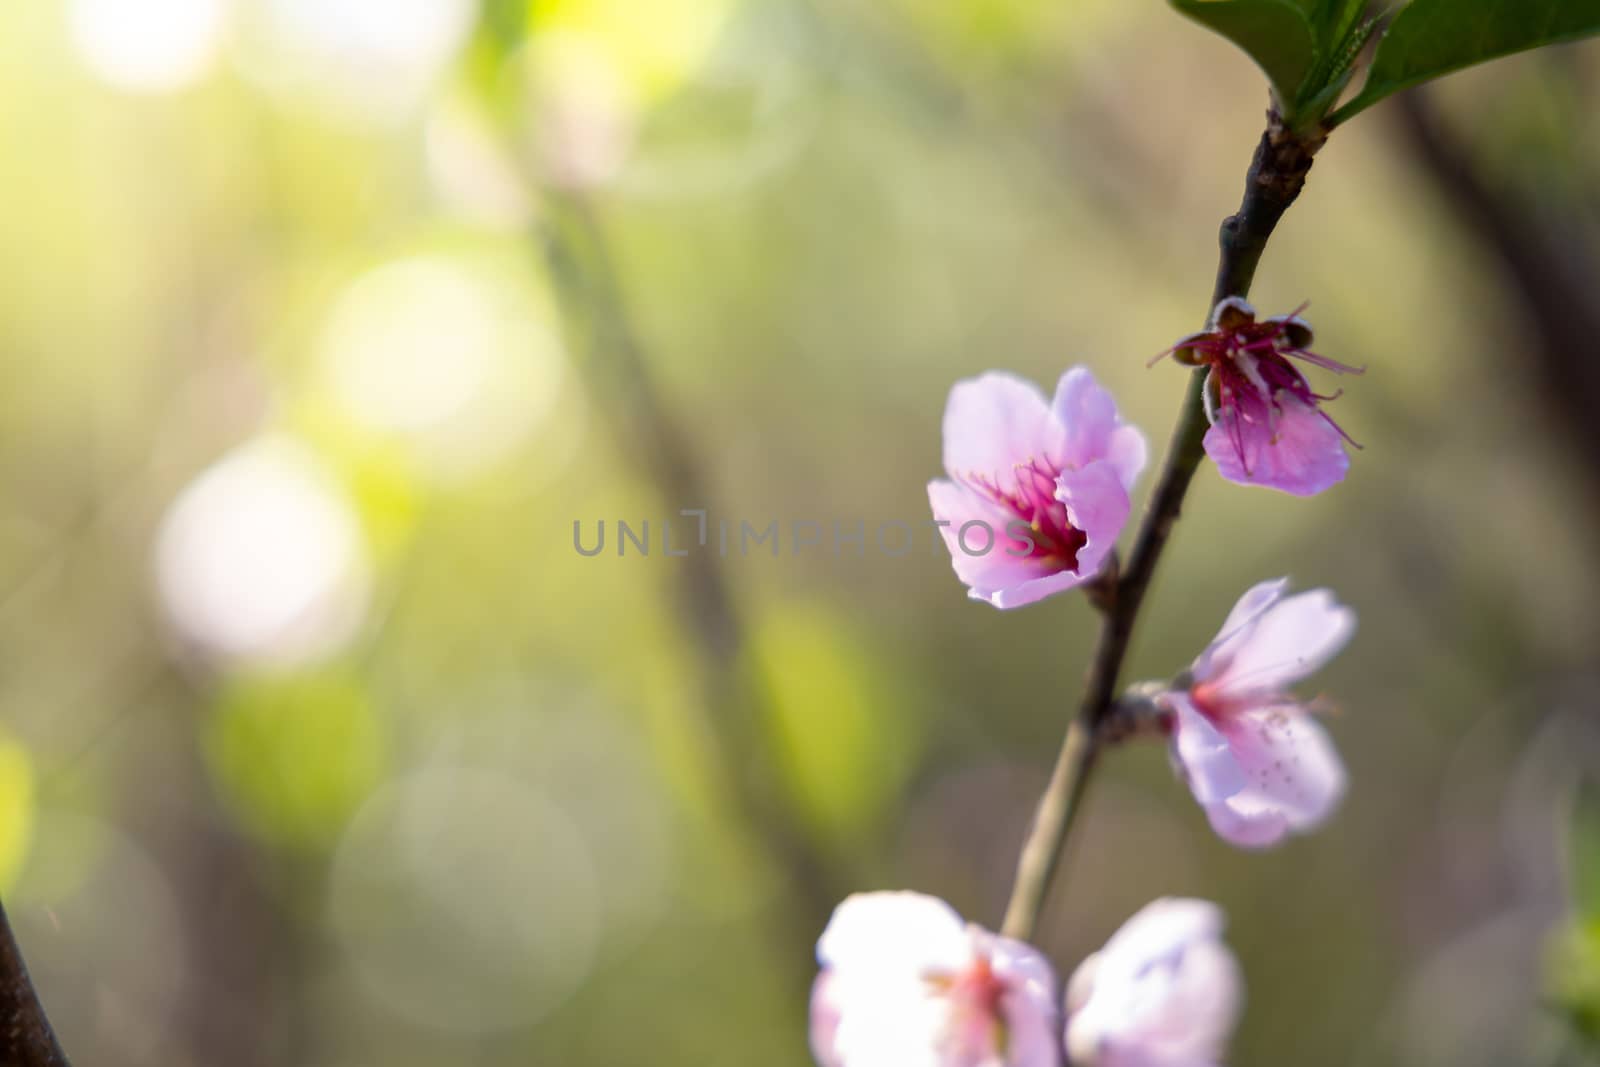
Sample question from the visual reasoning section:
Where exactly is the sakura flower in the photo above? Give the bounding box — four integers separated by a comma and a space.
928, 368, 1147, 609
1159, 578, 1355, 849
1163, 298, 1361, 496
811, 891, 1060, 1067
1064, 898, 1242, 1067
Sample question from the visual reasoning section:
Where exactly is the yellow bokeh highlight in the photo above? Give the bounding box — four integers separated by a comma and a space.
529, 0, 734, 101
0, 732, 36, 892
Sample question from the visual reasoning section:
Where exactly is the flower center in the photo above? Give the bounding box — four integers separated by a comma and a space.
960, 458, 1089, 570
1190, 681, 1227, 719
929, 954, 1011, 1061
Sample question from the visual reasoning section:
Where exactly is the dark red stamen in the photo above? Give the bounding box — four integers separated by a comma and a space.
960, 458, 1089, 570
1161, 303, 1362, 470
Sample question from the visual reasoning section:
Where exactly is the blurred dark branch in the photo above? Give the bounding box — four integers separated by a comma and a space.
0, 899, 69, 1067
1394, 88, 1600, 517
169, 762, 296, 1067
538, 197, 843, 958
1001, 112, 1324, 942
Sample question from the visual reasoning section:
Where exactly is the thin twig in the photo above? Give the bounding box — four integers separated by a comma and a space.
1000, 112, 1324, 942
0, 899, 70, 1066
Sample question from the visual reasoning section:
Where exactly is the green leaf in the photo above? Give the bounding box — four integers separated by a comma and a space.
1169, 0, 1321, 107
1573, 781, 1600, 919
1296, 12, 1382, 118
1333, 0, 1600, 124
1310, 0, 1370, 43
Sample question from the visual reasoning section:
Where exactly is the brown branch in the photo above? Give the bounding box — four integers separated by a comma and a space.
1000, 112, 1324, 942
0, 898, 70, 1066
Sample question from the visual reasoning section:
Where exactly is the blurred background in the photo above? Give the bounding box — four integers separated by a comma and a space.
1, 1, 1598, 1064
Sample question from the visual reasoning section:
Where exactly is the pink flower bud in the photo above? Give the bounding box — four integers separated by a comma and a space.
1064, 898, 1243, 1067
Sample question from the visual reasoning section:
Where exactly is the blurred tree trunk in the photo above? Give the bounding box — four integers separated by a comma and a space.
1394, 86, 1600, 521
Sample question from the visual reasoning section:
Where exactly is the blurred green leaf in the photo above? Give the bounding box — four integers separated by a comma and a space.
1549, 920, 1600, 1047
1572, 781, 1600, 919
753, 605, 917, 850
206, 670, 388, 850
1168, 0, 1320, 107
1548, 782, 1600, 1049
1333, 0, 1600, 124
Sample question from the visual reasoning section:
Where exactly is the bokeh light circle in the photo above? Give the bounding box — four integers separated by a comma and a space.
326, 767, 600, 1032
68, 0, 230, 93
318, 255, 567, 483
237, 0, 478, 122
155, 434, 372, 668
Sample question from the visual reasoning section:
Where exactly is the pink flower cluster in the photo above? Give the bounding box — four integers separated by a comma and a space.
923, 312, 1359, 845
928, 303, 1360, 608
806, 578, 1353, 1065
811, 893, 1241, 1067
819, 303, 1365, 1064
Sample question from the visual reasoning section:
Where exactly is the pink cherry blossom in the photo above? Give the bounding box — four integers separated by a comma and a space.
927, 368, 1147, 609
811, 891, 1061, 1067
1162, 298, 1361, 497
1159, 578, 1355, 849
1064, 898, 1243, 1067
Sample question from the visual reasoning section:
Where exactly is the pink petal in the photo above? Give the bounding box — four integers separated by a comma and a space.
1204, 389, 1348, 497
1064, 952, 1100, 1016
1103, 936, 1240, 1066
1096, 899, 1226, 975
810, 971, 845, 1067
1053, 460, 1132, 583
1105, 425, 1149, 495
1203, 802, 1290, 850
928, 479, 1091, 610
1052, 369, 1113, 466
1207, 579, 1288, 653
1051, 369, 1148, 492
981, 932, 1062, 1067
816, 891, 971, 976
1208, 588, 1355, 700
982, 570, 1093, 611
1190, 578, 1288, 684
1164, 694, 1247, 805
815, 894, 1065, 1067
1205, 706, 1347, 849
943, 373, 1061, 489
1065, 899, 1242, 1067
